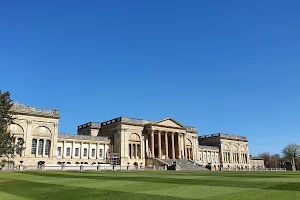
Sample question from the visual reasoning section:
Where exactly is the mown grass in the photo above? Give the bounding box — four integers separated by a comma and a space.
0, 170, 300, 199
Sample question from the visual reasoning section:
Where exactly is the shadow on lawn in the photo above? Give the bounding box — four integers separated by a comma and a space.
18, 171, 300, 192
0, 179, 188, 200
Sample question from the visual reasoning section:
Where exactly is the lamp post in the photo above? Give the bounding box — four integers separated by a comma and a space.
19, 161, 23, 171
62, 162, 65, 171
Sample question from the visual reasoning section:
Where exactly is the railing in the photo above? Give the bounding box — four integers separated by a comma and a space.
11, 103, 60, 117
121, 117, 153, 125
2, 164, 167, 171
199, 133, 247, 141
221, 168, 287, 171
185, 126, 197, 132
58, 133, 110, 142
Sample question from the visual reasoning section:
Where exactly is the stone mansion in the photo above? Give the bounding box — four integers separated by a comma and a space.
8, 103, 264, 170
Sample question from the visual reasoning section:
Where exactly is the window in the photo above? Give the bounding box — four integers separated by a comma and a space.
83, 148, 88, 157
31, 139, 37, 155
223, 152, 230, 163
91, 149, 95, 157
16, 138, 23, 155
45, 140, 51, 156
57, 147, 62, 156
99, 149, 103, 158
75, 148, 79, 157
38, 139, 44, 155
66, 147, 71, 157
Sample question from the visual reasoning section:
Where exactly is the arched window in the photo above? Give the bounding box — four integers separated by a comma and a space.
129, 133, 141, 159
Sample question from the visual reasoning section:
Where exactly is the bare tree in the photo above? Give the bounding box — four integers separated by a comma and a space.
257, 152, 271, 168
282, 144, 300, 170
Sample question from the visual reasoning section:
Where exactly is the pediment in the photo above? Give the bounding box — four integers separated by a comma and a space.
156, 118, 184, 128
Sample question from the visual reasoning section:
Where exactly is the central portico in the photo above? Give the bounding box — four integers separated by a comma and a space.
97, 116, 198, 166
144, 118, 196, 161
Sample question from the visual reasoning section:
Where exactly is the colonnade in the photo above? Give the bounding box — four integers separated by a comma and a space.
148, 130, 195, 160
129, 143, 141, 159
59, 141, 108, 160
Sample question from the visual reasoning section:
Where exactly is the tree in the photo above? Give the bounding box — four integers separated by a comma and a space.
270, 154, 280, 168
282, 143, 300, 170
257, 152, 271, 168
0, 90, 24, 170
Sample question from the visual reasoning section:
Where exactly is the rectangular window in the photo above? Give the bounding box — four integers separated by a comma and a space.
66, 147, 71, 157
31, 139, 37, 155
75, 148, 79, 157
45, 140, 51, 156
99, 149, 103, 158
83, 148, 87, 157
57, 147, 62, 156
38, 139, 44, 155
91, 149, 95, 157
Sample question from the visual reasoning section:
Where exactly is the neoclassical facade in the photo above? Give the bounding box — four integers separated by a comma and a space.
8, 103, 259, 169
198, 134, 251, 169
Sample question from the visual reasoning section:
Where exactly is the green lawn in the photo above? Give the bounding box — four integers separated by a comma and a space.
0, 170, 300, 200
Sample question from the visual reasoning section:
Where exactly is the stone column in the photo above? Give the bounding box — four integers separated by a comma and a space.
238, 144, 241, 164
229, 143, 233, 163
88, 143, 92, 159
151, 131, 154, 158
62, 141, 66, 158
184, 134, 187, 160
193, 137, 197, 161
141, 136, 144, 159
171, 132, 175, 159
246, 146, 250, 165
43, 139, 46, 157
158, 131, 161, 159
103, 143, 106, 160
178, 133, 181, 159
72, 141, 75, 158
96, 143, 99, 159
135, 143, 138, 158
145, 135, 149, 158
195, 137, 198, 160
80, 142, 83, 159
220, 142, 224, 166
131, 143, 134, 159
165, 132, 168, 159
181, 135, 184, 159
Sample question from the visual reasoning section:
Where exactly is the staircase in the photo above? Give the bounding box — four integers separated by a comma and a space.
152, 158, 209, 171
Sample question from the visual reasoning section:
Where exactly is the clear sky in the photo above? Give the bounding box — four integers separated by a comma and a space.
1, 1, 299, 156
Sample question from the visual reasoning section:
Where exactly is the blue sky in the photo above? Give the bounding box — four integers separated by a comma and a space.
1, 1, 299, 156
